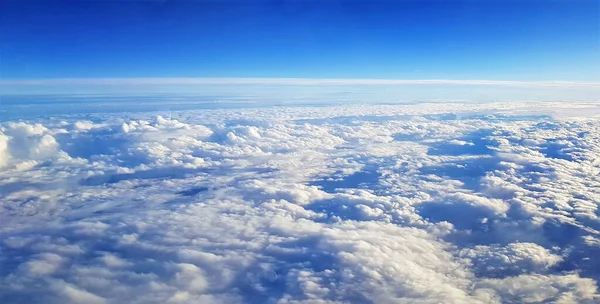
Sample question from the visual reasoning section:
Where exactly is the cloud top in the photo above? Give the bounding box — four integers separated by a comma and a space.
1, 101, 600, 303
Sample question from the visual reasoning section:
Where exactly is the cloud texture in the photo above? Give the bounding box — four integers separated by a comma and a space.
1, 101, 600, 303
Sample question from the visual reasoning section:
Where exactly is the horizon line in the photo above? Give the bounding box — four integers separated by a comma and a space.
1, 78, 599, 88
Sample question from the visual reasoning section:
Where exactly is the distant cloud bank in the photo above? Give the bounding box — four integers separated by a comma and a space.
2, 77, 599, 87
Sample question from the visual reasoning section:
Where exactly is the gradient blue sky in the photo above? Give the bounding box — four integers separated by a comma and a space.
2, 0, 599, 81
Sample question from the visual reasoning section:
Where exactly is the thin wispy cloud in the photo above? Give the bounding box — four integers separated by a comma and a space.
2, 78, 599, 88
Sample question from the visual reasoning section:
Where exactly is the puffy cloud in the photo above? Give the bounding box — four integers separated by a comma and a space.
460, 242, 563, 276
1, 122, 60, 162
0, 133, 9, 167
477, 274, 599, 303
49, 280, 108, 304
1, 102, 600, 303
18, 253, 65, 277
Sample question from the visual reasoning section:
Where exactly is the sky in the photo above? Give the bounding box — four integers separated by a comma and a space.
0, 0, 599, 96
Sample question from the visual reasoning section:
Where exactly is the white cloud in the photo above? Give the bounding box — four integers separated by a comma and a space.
1, 78, 599, 88
49, 280, 108, 304
0, 133, 10, 167
1, 102, 600, 303
460, 242, 563, 276
18, 253, 64, 277
477, 274, 599, 303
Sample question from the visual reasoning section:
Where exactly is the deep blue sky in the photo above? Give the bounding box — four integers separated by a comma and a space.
1, 0, 599, 81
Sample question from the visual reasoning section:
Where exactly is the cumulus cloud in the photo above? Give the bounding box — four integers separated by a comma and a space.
460, 242, 563, 276
0, 133, 9, 167
1, 101, 600, 303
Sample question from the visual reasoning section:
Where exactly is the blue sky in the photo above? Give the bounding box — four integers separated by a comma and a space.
0, 0, 598, 97
2, 0, 599, 80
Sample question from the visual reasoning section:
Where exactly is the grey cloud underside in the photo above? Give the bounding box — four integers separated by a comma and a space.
1, 102, 600, 303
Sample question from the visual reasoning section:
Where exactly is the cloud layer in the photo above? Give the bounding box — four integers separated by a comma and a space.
1, 101, 600, 303
2, 77, 599, 87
